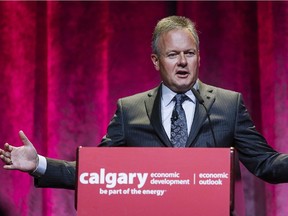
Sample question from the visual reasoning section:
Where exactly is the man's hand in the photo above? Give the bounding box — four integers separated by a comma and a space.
0, 130, 39, 173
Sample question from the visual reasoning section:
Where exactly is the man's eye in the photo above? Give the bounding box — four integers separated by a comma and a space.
185, 51, 195, 57
167, 53, 178, 58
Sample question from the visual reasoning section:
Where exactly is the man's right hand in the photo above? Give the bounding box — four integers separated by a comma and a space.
0, 130, 39, 173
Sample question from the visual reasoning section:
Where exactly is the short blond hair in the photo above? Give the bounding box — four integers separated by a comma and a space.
151, 16, 199, 55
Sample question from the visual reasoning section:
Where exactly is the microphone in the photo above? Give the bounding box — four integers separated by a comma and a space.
171, 109, 178, 121
191, 88, 217, 146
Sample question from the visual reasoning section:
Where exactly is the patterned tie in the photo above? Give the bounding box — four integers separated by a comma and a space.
170, 93, 189, 147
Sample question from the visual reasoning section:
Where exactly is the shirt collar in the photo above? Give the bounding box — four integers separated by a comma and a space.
161, 80, 198, 107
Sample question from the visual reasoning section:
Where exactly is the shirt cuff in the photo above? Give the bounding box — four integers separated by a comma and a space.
30, 155, 47, 178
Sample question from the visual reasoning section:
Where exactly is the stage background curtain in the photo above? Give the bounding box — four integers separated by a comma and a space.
0, 1, 287, 216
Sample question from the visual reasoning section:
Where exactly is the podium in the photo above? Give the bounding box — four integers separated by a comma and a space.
76, 147, 235, 216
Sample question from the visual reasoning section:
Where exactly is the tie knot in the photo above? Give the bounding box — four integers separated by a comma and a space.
174, 93, 188, 105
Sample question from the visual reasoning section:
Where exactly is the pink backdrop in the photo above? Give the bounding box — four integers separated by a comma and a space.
0, 1, 287, 216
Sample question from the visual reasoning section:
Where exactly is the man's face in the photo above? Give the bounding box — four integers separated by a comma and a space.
151, 28, 200, 93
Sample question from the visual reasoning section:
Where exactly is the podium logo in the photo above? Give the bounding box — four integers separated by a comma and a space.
79, 168, 148, 189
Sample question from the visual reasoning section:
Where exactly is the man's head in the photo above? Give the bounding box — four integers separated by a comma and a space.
151, 16, 200, 93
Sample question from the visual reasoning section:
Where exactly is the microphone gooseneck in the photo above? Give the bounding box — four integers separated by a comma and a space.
191, 88, 217, 147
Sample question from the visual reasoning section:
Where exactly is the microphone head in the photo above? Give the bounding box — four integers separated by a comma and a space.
171, 110, 178, 121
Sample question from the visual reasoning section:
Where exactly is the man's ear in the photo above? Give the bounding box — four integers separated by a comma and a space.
151, 54, 159, 70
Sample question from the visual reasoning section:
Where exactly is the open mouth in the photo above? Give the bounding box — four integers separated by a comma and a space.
176, 71, 189, 77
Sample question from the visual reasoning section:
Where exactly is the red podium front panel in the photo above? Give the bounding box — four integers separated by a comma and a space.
76, 147, 233, 216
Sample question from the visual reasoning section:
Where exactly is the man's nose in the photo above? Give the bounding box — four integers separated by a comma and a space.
178, 52, 187, 66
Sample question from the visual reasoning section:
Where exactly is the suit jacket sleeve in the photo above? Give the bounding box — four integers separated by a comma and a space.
34, 158, 76, 189
234, 94, 288, 183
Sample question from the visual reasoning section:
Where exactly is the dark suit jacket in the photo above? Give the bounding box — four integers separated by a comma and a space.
35, 81, 288, 189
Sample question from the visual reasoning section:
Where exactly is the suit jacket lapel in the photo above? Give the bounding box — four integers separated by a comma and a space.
145, 85, 172, 147
187, 81, 216, 147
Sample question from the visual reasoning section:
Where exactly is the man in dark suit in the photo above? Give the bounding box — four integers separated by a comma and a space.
1, 16, 288, 190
